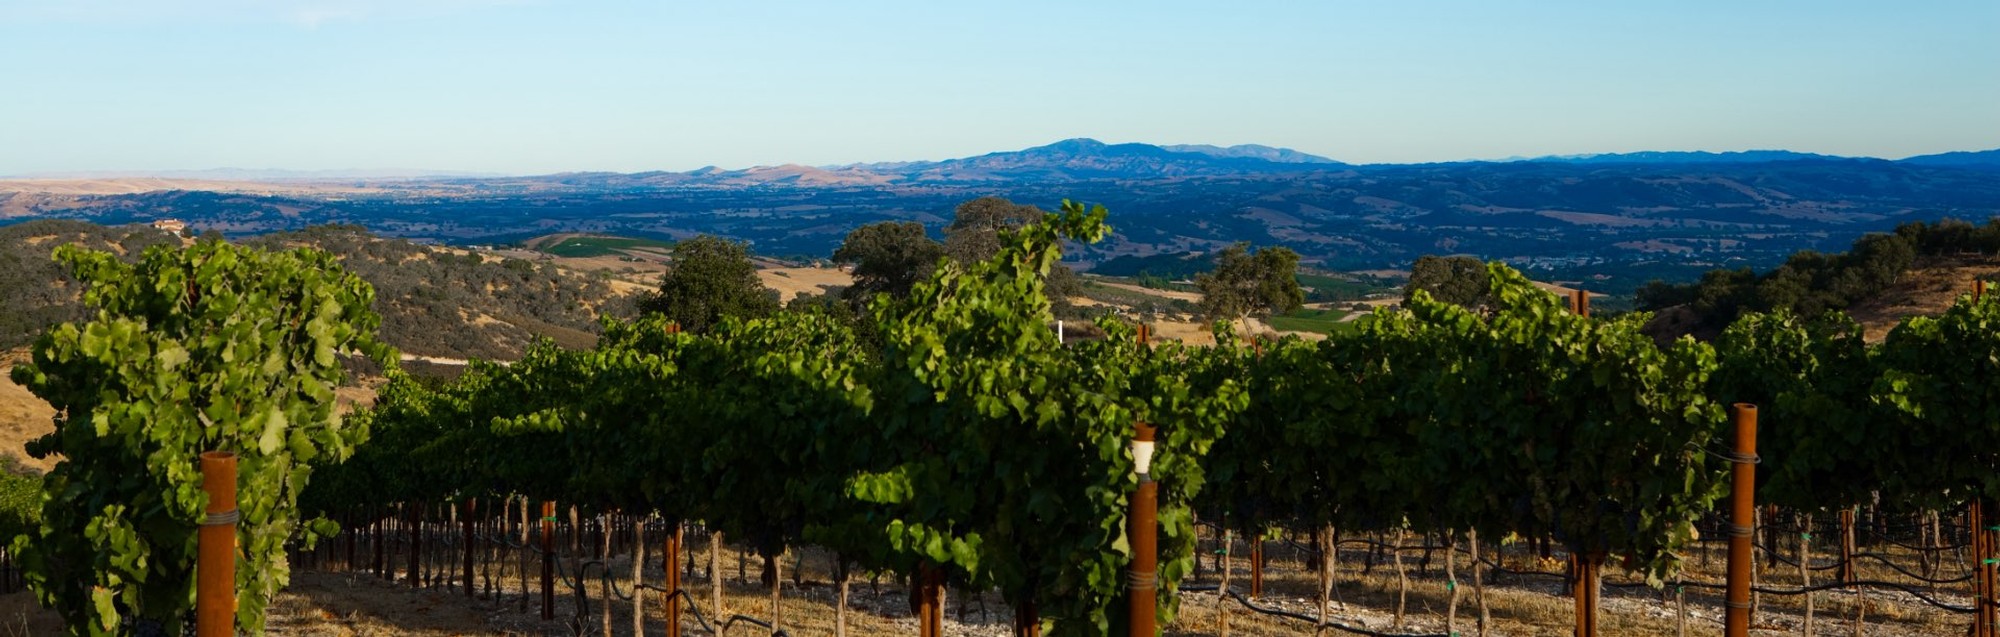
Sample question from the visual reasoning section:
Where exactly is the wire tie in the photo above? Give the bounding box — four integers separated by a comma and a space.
543, 516, 558, 522
1801, 533, 1812, 540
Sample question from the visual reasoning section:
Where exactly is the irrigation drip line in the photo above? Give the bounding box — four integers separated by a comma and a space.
1736, 543, 1844, 571
1472, 554, 1976, 613
1874, 534, 1971, 553
1472, 550, 1976, 597
1281, 537, 1438, 558
1671, 577, 1975, 613
1181, 584, 1451, 637
1849, 552, 1976, 584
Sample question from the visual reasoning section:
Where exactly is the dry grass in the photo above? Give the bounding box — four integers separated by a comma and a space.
1848, 254, 2000, 342
0, 356, 56, 473
756, 267, 856, 304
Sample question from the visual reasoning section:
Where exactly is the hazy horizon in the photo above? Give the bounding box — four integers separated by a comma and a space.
3, 0, 1996, 174
4, 138, 1997, 181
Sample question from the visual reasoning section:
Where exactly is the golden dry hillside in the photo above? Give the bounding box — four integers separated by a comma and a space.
1848, 254, 2000, 341
0, 352, 56, 474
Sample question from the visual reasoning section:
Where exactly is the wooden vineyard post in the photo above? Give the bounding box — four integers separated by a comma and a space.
1250, 537, 1264, 599
1839, 508, 1856, 584
1569, 552, 1604, 637
1570, 289, 1590, 316
1128, 420, 1159, 637
541, 500, 557, 621
665, 522, 683, 637
1247, 333, 1266, 603
1562, 289, 1601, 637
1125, 323, 1157, 637
196, 452, 238, 637
917, 564, 945, 637
1977, 499, 1999, 637
1971, 281, 1997, 637
1725, 403, 1758, 637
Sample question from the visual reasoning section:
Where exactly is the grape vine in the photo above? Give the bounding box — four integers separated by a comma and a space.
10, 239, 391, 635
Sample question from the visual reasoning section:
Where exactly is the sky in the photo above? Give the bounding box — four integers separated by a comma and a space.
1, 0, 1996, 175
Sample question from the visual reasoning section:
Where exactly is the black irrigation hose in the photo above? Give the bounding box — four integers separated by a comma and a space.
1288, 536, 1448, 560
1473, 554, 1977, 613
1738, 543, 1844, 572
1472, 556, 1569, 583
1182, 584, 1451, 637
1874, 534, 1971, 553
1850, 552, 1976, 584
1671, 578, 1975, 613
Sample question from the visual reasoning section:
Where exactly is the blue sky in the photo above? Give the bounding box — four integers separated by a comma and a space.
1, 0, 1995, 174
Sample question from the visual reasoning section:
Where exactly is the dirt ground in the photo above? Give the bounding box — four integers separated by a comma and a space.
0, 522, 1961, 636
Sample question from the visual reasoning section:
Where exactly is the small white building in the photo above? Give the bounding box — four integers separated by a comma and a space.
152, 219, 188, 235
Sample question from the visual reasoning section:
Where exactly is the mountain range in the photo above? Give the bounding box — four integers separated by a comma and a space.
14, 139, 1995, 186
3, 138, 1999, 297
489, 139, 1999, 187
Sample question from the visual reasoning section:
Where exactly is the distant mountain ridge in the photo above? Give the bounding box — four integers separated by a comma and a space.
14, 140, 1998, 186
526, 140, 2000, 186
827, 138, 1348, 182
1157, 143, 1342, 164
1520, 150, 1858, 164
8, 148, 2000, 301
1900, 148, 2000, 168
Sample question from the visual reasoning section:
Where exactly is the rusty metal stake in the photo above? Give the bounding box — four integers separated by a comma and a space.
1726, 403, 1759, 637
1128, 421, 1159, 637
196, 451, 238, 637
541, 500, 556, 621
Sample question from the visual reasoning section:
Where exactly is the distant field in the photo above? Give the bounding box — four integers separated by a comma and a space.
538, 235, 675, 258
1265, 307, 1361, 335
1297, 272, 1397, 302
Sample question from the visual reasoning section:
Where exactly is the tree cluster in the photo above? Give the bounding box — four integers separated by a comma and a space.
1194, 242, 1305, 321
1633, 218, 2000, 338
635, 235, 779, 333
